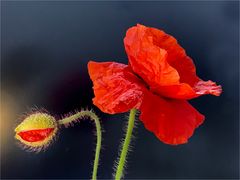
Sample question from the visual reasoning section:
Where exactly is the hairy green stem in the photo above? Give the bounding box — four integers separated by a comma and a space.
115, 109, 137, 180
58, 110, 102, 180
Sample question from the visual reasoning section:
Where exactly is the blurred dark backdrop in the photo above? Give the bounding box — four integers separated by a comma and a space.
1, 1, 239, 179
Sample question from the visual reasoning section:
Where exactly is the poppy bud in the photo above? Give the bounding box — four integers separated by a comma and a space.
15, 112, 58, 151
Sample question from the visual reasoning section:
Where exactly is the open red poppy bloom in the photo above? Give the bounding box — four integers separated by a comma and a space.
88, 24, 222, 145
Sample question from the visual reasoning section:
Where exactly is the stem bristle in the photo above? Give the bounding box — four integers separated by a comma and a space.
113, 109, 138, 180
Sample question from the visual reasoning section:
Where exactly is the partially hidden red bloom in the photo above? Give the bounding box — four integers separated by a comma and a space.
15, 113, 58, 150
88, 24, 222, 145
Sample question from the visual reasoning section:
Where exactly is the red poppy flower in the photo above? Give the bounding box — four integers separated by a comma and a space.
88, 24, 222, 145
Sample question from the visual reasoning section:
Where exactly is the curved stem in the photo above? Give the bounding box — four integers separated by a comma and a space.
91, 112, 102, 180
58, 110, 102, 180
115, 109, 137, 180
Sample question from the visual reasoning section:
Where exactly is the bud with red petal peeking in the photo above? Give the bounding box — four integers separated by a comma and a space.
14, 109, 102, 179
14, 112, 58, 152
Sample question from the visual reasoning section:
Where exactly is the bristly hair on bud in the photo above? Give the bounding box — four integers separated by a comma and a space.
15, 112, 58, 152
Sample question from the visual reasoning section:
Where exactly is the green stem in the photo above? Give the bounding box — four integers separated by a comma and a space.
115, 109, 137, 180
58, 110, 102, 180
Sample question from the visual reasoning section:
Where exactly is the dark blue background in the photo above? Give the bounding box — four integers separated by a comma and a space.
1, 1, 239, 179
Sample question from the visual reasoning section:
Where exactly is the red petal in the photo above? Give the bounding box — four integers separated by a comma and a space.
124, 24, 222, 99
152, 80, 222, 99
147, 25, 199, 86
193, 80, 222, 96
140, 90, 205, 145
18, 128, 54, 142
124, 24, 180, 87
88, 61, 145, 114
